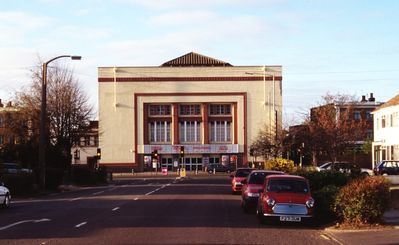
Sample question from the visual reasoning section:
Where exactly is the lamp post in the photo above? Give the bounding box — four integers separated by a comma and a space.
245, 67, 277, 137
39, 55, 81, 190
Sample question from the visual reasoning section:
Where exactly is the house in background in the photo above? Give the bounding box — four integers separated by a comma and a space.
71, 120, 99, 169
0, 100, 21, 150
310, 93, 383, 168
372, 93, 399, 168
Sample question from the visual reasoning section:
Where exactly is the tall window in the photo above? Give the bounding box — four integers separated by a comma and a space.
382, 115, 386, 128
354, 110, 361, 120
149, 121, 171, 143
209, 121, 231, 142
392, 112, 398, 127
367, 129, 373, 139
179, 121, 201, 143
366, 110, 373, 121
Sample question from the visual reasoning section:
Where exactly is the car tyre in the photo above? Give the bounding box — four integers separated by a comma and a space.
256, 204, 266, 224
242, 201, 250, 213
2, 194, 10, 208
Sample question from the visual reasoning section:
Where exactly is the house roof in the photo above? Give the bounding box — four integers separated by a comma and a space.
161, 52, 232, 67
375, 93, 399, 111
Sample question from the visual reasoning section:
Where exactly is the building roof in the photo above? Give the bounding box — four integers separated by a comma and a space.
161, 52, 232, 67
375, 93, 399, 111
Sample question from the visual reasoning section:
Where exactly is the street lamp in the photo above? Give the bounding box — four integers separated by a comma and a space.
245, 67, 277, 138
39, 55, 81, 190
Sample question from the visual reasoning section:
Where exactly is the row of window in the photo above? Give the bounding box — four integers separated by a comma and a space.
149, 121, 231, 143
149, 104, 231, 116
376, 112, 399, 129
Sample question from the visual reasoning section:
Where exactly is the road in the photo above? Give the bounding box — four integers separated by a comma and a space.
0, 176, 342, 244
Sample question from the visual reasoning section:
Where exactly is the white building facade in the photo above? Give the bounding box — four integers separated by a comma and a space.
97, 52, 282, 171
372, 94, 399, 168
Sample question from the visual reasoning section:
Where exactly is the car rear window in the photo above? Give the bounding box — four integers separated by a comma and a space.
235, 169, 252, 177
267, 179, 309, 194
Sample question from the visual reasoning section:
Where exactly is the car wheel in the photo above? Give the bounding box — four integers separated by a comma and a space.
256, 204, 265, 224
2, 194, 10, 208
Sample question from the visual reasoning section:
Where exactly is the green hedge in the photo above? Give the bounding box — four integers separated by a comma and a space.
333, 176, 391, 224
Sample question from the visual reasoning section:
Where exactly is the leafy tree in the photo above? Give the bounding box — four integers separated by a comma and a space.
309, 93, 368, 164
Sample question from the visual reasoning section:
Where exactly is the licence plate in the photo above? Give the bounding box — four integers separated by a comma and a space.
280, 216, 301, 222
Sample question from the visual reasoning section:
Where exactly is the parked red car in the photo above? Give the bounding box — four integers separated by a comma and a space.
241, 170, 284, 212
230, 168, 254, 194
256, 175, 314, 224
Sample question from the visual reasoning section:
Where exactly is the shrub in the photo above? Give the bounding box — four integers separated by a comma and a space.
333, 176, 391, 225
296, 170, 349, 192
265, 158, 294, 173
293, 170, 349, 222
312, 185, 340, 221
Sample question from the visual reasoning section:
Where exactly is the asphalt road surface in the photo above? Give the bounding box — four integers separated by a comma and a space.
1, 176, 340, 244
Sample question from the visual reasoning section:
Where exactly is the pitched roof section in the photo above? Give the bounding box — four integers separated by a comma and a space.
161, 52, 232, 67
376, 93, 399, 110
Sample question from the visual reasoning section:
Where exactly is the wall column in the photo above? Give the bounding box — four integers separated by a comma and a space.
202, 103, 209, 144
172, 103, 179, 145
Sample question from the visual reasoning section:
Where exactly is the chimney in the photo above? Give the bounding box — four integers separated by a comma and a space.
361, 95, 367, 102
6, 101, 12, 107
368, 93, 375, 102
0, 99, 3, 107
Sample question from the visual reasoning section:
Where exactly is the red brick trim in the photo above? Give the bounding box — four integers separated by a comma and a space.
233, 102, 238, 144
202, 103, 209, 144
99, 76, 282, 82
172, 103, 179, 144
134, 92, 247, 164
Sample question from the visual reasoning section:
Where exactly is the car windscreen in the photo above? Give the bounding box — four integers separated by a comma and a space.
267, 179, 309, 194
235, 169, 252, 177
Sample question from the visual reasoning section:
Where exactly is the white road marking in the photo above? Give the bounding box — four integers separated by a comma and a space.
134, 198, 139, 200
92, 191, 105, 195
0, 218, 51, 231
145, 191, 155, 195
70, 197, 81, 201
75, 222, 87, 228
112, 207, 120, 211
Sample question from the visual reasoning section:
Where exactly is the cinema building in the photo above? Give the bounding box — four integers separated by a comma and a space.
98, 52, 282, 172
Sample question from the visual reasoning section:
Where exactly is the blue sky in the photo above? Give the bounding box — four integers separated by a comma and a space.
1, 0, 399, 125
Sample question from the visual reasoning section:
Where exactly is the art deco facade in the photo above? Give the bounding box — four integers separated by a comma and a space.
97, 52, 282, 171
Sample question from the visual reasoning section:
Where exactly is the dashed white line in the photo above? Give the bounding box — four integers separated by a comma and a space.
92, 191, 105, 195
70, 197, 81, 201
0, 218, 51, 231
134, 197, 139, 200
145, 191, 155, 195
75, 222, 87, 228
112, 207, 120, 211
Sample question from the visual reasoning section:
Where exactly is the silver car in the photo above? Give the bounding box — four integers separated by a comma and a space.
0, 182, 11, 208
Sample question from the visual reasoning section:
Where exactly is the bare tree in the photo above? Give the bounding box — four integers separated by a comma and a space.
14, 60, 93, 169
251, 124, 285, 161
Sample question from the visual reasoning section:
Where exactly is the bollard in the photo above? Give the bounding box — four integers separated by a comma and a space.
213, 168, 216, 175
